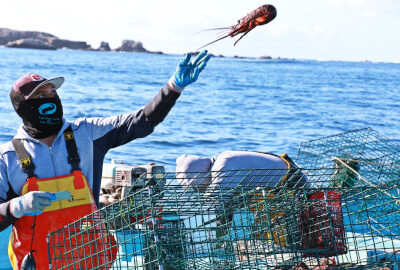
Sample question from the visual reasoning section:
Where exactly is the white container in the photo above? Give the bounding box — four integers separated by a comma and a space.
101, 159, 126, 190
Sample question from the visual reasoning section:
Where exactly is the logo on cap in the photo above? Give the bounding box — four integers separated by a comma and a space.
39, 103, 57, 115
30, 74, 44, 81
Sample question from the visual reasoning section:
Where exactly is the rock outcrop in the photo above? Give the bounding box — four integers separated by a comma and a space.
97, 41, 111, 51
115, 40, 148, 53
49, 39, 91, 50
0, 28, 167, 55
0, 28, 92, 50
5, 38, 56, 50
0, 28, 56, 45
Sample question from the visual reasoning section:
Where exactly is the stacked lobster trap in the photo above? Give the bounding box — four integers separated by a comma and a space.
296, 127, 400, 188
47, 128, 400, 269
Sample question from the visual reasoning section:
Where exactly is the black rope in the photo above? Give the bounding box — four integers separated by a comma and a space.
30, 215, 37, 253
21, 215, 37, 269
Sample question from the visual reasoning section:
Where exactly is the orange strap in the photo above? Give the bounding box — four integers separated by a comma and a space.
73, 170, 85, 189
26, 177, 39, 192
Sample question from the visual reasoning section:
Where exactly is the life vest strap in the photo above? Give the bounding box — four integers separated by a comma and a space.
253, 151, 302, 187
13, 126, 82, 181
280, 153, 304, 187
12, 139, 36, 179
63, 126, 81, 172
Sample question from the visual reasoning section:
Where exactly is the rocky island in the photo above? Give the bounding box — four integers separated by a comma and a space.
0, 27, 162, 53
0, 27, 281, 60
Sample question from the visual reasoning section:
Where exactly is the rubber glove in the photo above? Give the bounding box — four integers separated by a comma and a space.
10, 191, 56, 218
168, 50, 211, 93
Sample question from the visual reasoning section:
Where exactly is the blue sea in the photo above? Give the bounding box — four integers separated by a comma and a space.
0, 47, 399, 268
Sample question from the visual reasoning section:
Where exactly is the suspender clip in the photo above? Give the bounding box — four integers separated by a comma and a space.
64, 132, 74, 141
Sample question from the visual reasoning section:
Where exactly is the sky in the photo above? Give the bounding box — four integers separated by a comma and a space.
1, 0, 400, 62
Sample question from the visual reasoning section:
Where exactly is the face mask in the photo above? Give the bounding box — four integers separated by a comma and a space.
12, 94, 64, 139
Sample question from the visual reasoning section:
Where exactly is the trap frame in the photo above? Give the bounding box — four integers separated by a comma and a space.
296, 127, 400, 188
47, 168, 400, 269
46, 128, 400, 269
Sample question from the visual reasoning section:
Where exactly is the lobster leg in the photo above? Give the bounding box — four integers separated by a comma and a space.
233, 29, 252, 46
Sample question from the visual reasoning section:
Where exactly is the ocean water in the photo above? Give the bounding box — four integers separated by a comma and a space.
0, 48, 400, 268
1, 48, 400, 171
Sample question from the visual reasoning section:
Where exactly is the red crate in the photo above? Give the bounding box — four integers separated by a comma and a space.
300, 190, 347, 257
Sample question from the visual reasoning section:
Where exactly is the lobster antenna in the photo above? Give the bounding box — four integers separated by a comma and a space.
197, 27, 231, 33
197, 35, 230, 50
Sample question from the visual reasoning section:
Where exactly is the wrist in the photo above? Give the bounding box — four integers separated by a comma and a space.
10, 197, 23, 218
168, 77, 185, 93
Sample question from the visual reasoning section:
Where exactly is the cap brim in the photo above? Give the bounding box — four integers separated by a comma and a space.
26, 77, 65, 99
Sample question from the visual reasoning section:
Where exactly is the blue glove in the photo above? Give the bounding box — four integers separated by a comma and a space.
10, 191, 56, 218
169, 50, 211, 92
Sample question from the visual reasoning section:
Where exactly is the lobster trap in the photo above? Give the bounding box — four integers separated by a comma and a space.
47, 166, 400, 269
46, 128, 400, 269
296, 127, 400, 188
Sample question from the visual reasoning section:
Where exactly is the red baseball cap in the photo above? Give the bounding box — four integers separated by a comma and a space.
12, 73, 64, 99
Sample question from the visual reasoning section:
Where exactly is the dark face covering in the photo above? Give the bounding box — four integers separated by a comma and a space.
10, 91, 63, 139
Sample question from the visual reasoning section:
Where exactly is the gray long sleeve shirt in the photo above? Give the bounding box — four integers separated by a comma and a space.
0, 83, 180, 230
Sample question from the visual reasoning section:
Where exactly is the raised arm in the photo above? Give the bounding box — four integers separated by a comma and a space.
84, 51, 211, 153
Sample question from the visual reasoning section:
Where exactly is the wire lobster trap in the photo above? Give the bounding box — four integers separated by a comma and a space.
47, 166, 400, 269
296, 127, 400, 188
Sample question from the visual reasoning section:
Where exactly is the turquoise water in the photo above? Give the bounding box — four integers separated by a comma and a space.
0, 47, 400, 268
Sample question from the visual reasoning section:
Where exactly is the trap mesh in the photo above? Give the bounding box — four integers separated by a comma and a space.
296, 127, 400, 187
47, 167, 400, 269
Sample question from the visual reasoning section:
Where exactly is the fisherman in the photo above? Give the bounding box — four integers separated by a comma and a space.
176, 150, 308, 228
176, 150, 307, 191
0, 50, 211, 270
